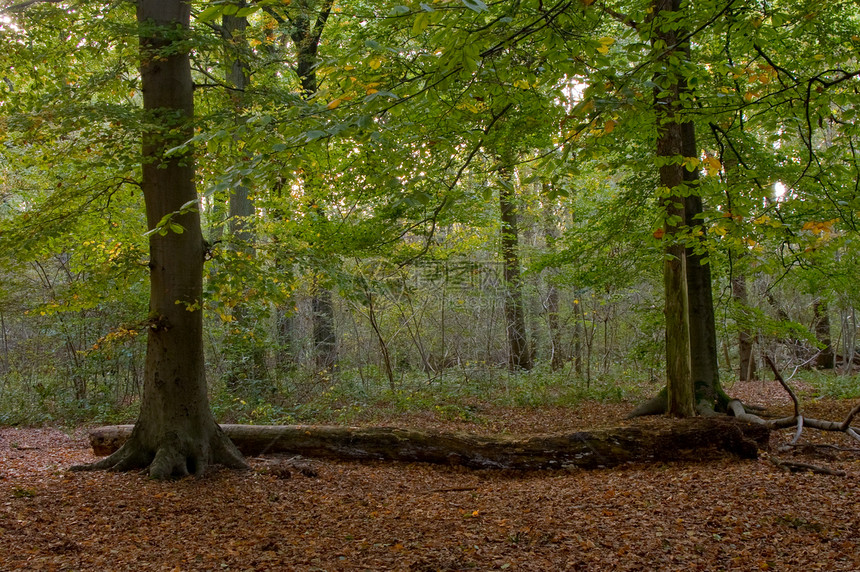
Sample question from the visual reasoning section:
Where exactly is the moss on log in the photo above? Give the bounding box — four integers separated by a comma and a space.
89, 418, 769, 470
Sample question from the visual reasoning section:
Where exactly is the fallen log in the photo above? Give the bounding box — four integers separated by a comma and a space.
89, 417, 770, 470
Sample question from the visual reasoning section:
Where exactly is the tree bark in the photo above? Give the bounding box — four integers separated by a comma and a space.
682, 122, 724, 411
541, 185, 564, 371
498, 156, 533, 371
814, 299, 835, 369
653, 0, 693, 417
724, 154, 757, 383
223, 8, 267, 391
71, 0, 245, 479
312, 280, 337, 369
89, 418, 769, 470
732, 273, 757, 381
288, 0, 338, 371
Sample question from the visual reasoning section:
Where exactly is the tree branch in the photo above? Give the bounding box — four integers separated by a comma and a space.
0, 0, 61, 14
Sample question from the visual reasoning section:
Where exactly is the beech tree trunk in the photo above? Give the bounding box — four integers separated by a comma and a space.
294, 1, 338, 371
653, 0, 693, 417
682, 122, 724, 412
498, 156, 533, 371
541, 186, 564, 371
72, 0, 245, 479
732, 273, 757, 381
89, 418, 769, 470
814, 299, 835, 369
223, 9, 267, 390
722, 153, 757, 383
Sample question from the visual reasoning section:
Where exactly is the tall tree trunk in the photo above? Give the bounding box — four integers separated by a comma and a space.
681, 121, 723, 411
653, 0, 693, 417
223, 9, 267, 390
545, 282, 562, 371
731, 273, 757, 381
312, 279, 337, 370
541, 185, 564, 371
74, 0, 245, 479
814, 299, 835, 369
498, 157, 533, 371
573, 309, 584, 376
723, 154, 757, 382
267, 0, 337, 371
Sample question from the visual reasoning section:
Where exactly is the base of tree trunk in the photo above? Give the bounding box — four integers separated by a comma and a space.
75, 421, 247, 479
88, 418, 769, 471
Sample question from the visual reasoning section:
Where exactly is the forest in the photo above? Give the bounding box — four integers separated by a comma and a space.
2, 0, 860, 568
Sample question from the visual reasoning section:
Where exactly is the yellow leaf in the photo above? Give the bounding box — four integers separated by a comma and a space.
705, 156, 722, 173
596, 37, 614, 54
327, 98, 341, 109
368, 57, 383, 70
513, 79, 530, 90
603, 119, 616, 134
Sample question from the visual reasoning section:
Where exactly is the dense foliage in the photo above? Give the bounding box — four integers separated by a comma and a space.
2, 0, 860, 425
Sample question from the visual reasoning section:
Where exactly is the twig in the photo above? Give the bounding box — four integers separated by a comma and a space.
769, 457, 846, 477
782, 443, 860, 453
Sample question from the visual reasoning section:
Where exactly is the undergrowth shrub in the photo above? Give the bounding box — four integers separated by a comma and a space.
803, 370, 860, 399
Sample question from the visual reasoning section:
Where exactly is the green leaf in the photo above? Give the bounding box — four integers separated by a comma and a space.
235, 6, 259, 17
305, 130, 328, 141
179, 199, 199, 213
197, 5, 224, 22
413, 12, 430, 35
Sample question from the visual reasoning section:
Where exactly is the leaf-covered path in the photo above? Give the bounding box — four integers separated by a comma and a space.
2, 384, 859, 571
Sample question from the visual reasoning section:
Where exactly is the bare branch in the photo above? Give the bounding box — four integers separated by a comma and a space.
765, 355, 800, 418
840, 401, 860, 432
1, 0, 61, 14
769, 457, 846, 477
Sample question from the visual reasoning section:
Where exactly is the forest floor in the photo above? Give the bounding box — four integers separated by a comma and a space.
2, 381, 860, 571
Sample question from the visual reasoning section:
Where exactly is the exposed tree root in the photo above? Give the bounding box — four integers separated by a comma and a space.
727, 356, 860, 446
629, 385, 743, 419
626, 387, 667, 418
623, 358, 859, 477
73, 422, 247, 479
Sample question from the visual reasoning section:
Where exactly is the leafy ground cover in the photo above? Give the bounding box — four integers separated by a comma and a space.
2, 381, 859, 571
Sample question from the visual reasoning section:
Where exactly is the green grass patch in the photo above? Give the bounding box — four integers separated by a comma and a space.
801, 370, 860, 400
